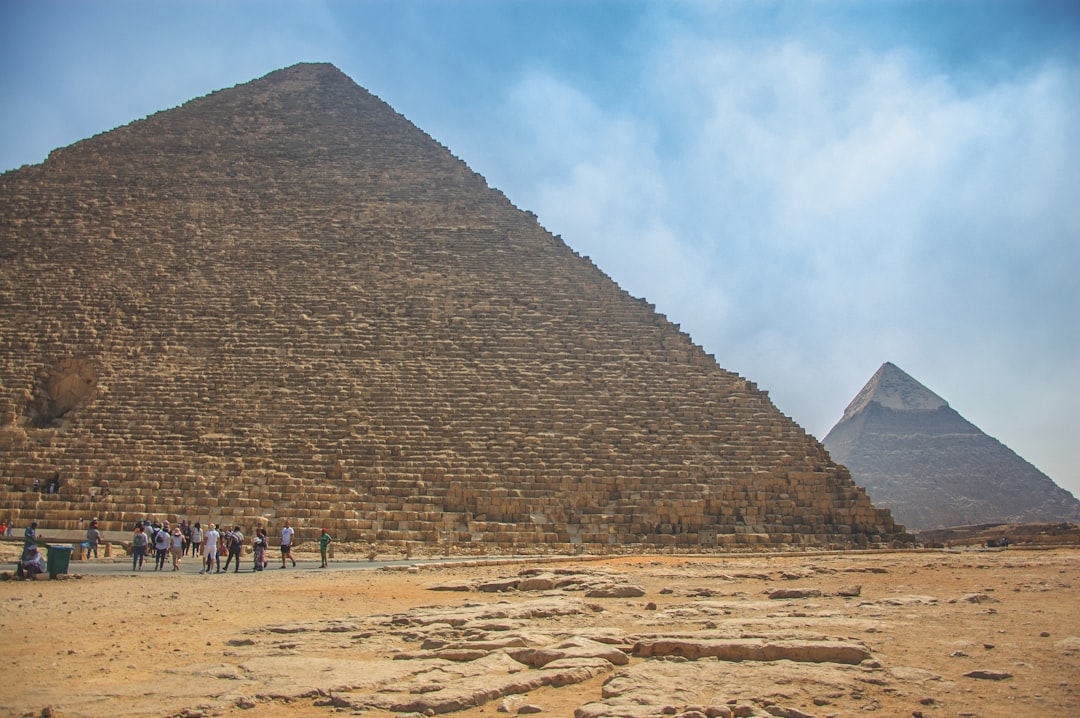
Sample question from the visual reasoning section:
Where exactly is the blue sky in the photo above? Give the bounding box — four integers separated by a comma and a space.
2, 1, 1079, 498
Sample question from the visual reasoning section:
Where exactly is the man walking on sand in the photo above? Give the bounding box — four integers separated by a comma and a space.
201, 523, 220, 574
223, 525, 244, 573
280, 520, 296, 568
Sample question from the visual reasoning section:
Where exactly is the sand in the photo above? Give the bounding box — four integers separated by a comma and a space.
1, 546, 1077, 718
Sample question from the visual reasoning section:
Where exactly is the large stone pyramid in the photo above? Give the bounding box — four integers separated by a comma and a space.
0, 63, 903, 550
823, 362, 1080, 531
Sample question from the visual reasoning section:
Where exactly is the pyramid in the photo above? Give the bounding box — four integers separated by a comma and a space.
0, 63, 904, 550
823, 362, 1080, 531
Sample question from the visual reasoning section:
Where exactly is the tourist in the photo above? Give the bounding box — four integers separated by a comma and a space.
146, 520, 161, 549
23, 521, 39, 550
153, 522, 171, 571
280, 520, 296, 568
223, 526, 244, 573
201, 523, 220, 574
86, 519, 102, 559
131, 524, 148, 570
190, 522, 203, 558
216, 530, 226, 572
16, 546, 45, 579
0, 520, 6, 536
319, 528, 332, 568
252, 526, 267, 571
170, 525, 184, 570
181, 520, 192, 556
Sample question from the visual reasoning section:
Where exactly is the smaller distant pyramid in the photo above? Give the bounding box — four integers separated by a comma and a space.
823, 362, 1080, 531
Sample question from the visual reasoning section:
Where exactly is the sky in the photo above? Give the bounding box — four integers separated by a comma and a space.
2, 0, 1078, 499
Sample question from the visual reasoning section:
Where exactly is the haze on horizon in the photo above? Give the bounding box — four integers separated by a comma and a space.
2, 1, 1078, 499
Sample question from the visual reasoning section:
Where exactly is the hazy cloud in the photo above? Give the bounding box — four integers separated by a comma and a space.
463, 24, 1080, 492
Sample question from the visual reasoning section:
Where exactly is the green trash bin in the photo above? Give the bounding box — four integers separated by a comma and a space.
46, 545, 73, 579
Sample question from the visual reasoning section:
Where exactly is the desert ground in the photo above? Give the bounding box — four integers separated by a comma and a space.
1, 544, 1077, 718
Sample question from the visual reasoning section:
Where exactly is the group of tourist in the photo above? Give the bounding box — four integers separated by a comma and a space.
8, 518, 334, 577
129, 518, 331, 572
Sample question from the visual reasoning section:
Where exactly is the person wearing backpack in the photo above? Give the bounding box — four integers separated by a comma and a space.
222, 526, 244, 573
131, 524, 148, 571
153, 522, 172, 571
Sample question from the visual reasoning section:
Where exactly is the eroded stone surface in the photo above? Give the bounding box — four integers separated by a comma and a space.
4, 550, 1077, 718
577, 659, 869, 718
632, 637, 871, 664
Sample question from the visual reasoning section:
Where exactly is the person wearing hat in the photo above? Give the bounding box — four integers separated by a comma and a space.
170, 524, 184, 570
319, 528, 333, 568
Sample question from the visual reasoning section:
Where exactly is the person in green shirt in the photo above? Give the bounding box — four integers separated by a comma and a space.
319, 528, 332, 568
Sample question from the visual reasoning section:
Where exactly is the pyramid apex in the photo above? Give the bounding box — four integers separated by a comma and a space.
841, 362, 947, 420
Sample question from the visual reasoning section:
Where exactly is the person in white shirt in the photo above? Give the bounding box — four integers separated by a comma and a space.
153, 523, 172, 571
201, 523, 220, 574
280, 520, 296, 568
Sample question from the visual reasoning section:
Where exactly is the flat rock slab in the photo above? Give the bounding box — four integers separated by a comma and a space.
508, 636, 631, 667
333, 653, 613, 714
233, 655, 431, 697
1055, 636, 1080, 653
950, 593, 999, 604
426, 581, 476, 591
767, 588, 822, 600
586, 584, 647, 598
633, 638, 871, 664
873, 595, 939, 606
576, 659, 871, 718
391, 597, 603, 627
963, 669, 1013, 681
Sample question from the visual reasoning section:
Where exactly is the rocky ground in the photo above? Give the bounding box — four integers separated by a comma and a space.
1, 546, 1077, 718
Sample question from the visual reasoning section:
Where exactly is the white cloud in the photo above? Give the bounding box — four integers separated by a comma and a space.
472, 27, 1080, 495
